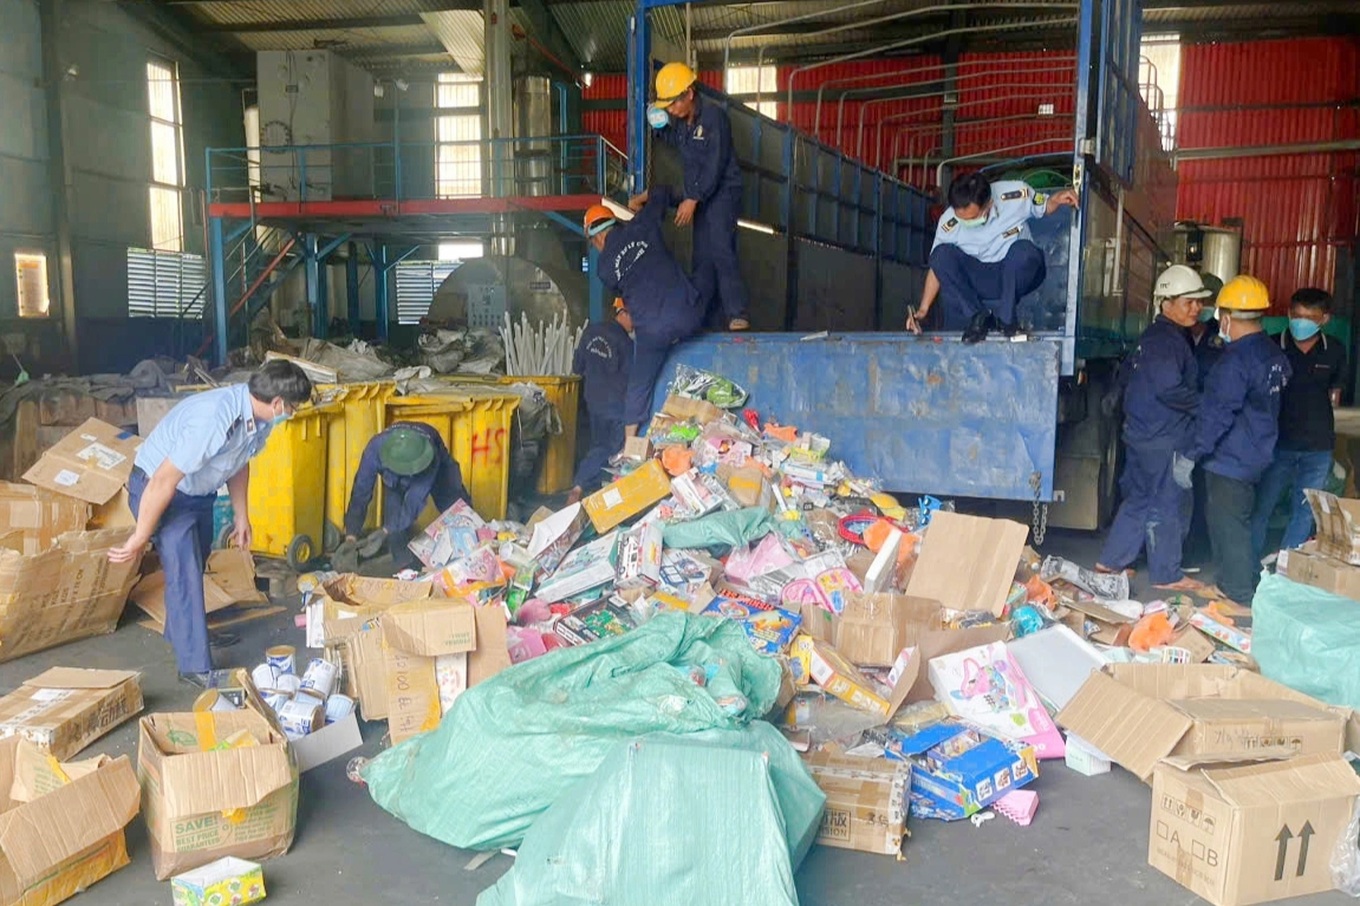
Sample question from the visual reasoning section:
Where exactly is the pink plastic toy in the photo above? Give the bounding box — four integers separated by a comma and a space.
993, 790, 1039, 827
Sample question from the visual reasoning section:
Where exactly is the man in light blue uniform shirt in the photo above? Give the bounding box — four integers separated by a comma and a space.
109, 360, 313, 686
907, 172, 1078, 343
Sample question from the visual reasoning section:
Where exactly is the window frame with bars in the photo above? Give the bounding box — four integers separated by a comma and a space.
725, 64, 778, 119
147, 57, 187, 252
127, 247, 207, 319
436, 73, 484, 198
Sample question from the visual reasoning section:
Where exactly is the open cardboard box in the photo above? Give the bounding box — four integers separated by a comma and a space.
0, 737, 141, 906
1057, 664, 1358, 781
137, 669, 298, 879
21, 418, 140, 507
802, 752, 910, 856
1150, 753, 1360, 906
1276, 543, 1360, 601
0, 667, 142, 761
132, 548, 267, 631
904, 511, 1028, 616
800, 593, 944, 668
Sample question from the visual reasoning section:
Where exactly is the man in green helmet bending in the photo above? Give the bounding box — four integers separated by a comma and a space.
343, 422, 470, 569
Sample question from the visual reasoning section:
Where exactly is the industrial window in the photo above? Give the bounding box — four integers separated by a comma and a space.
127, 247, 206, 319
147, 58, 185, 251
438, 241, 484, 262
14, 253, 50, 318
395, 260, 459, 324
436, 73, 483, 198
1140, 35, 1180, 151
726, 64, 777, 119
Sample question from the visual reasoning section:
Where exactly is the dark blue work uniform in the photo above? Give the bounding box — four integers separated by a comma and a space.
572, 320, 633, 490
1185, 318, 1226, 560
344, 422, 469, 563
1191, 319, 1225, 391
657, 94, 749, 322
1191, 331, 1291, 602
597, 184, 705, 426
1098, 316, 1199, 585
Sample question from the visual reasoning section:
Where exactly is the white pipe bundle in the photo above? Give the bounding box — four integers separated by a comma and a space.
501, 312, 584, 376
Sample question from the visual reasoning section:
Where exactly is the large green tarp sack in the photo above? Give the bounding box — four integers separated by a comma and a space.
661, 507, 777, 553
1253, 572, 1360, 712
362, 611, 781, 851
478, 723, 825, 906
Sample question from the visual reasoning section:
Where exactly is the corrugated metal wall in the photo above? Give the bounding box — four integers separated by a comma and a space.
1177, 37, 1360, 313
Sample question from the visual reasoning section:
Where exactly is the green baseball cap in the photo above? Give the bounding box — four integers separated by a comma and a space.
379, 427, 435, 476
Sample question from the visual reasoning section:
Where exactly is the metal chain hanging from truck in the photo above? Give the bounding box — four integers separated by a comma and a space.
1030, 471, 1049, 547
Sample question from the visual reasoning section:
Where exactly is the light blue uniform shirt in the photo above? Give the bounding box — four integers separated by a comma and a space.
134, 383, 273, 496
931, 180, 1049, 263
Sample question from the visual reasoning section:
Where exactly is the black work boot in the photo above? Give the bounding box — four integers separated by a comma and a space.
961, 312, 991, 344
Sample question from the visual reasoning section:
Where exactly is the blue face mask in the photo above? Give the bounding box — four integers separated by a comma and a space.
1289, 317, 1322, 342
1198, 306, 1216, 323
1217, 311, 1232, 344
269, 404, 291, 427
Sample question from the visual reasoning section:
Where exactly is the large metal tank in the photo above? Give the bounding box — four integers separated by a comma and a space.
513, 75, 553, 196
427, 255, 587, 330
1170, 222, 1242, 285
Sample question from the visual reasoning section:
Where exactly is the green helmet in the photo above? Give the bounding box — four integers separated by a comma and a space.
379, 426, 435, 477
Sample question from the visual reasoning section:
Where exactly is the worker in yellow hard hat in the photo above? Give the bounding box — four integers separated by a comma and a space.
1186, 274, 1291, 603
639, 61, 750, 331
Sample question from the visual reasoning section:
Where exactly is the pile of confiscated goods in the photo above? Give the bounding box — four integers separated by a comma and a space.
296, 364, 1360, 906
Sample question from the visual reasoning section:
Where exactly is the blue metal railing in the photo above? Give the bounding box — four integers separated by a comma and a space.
205, 134, 628, 206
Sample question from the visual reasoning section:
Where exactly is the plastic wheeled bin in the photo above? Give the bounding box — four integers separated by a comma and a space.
384, 389, 521, 521
498, 375, 581, 495
318, 381, 397, 541
248, 400, 341, 568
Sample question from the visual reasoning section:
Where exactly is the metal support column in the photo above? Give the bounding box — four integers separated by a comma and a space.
939, 11, 965, 193
305, 234, 325, 339
587, 244, 604, 322
346, 242, 361, 336
372, 244, 390, 341
209, 217, 229, 366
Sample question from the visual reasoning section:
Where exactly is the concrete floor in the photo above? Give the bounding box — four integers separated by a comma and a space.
1, 527, 1352, 906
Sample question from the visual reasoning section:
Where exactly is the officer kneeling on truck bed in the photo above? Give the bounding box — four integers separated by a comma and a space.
906, 172, 1078, 343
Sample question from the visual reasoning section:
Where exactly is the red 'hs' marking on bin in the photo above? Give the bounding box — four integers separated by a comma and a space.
470, 428, 506, 466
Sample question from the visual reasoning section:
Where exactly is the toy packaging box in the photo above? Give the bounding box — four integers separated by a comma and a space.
928, 640, 1066, 759
872, 718, 1037, 820
702, 591, 802, 656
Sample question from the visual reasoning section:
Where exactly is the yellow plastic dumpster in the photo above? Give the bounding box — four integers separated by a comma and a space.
248, 400, 340, 568
385, 388, 521, 521
499, 375, 581, 495
318, 381, 397, 540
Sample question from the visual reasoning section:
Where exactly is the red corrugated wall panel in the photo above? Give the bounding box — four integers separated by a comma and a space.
1177, 37, 1360, 311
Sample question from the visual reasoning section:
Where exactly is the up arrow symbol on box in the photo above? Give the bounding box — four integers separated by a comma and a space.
1274, 821, 1317, 881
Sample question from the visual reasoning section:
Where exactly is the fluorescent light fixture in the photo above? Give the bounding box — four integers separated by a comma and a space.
738, 218, 776, 234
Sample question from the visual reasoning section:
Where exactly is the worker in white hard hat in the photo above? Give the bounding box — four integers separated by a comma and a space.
1095, 264, 1211, 592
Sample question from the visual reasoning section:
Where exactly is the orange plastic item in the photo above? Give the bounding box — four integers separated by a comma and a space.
861, 519, 897, 552
764, 424, 798, 443
1128, 612, 1174, 652
660, 446, 693, 476
1024, 575, 1055, 607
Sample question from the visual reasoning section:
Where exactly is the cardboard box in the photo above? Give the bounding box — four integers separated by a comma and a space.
659, 393, 725, 426
621, 436, 653, 462
1275, 544, 1360, 600
829, 593, 943, 667
0, 737, 141, 906
171, 856, 266, 906
1149, 754, 1360, 906
1304, 488, 1360, 565
137, 686, 298, 879
722, 464, 776, 511
876, 719, 1037, 821
0, 526, 142, 663
0, 483, 88, 554
583, 460, 671, 533
1057, 664, 1353, 781
806, 640, 891, 717
803, 752, 910, 856
22, 418, 141, 506
0, 668, 142, 761
905, 511, 1029, 616
132, 549, 267, 630
381, 598, 478, 744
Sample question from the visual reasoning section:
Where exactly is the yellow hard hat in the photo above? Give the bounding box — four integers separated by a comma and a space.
652, 62, 697, 108
1216, 274, 1270, 311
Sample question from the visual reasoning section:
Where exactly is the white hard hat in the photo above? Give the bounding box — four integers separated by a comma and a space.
1155, 264, 1212, 300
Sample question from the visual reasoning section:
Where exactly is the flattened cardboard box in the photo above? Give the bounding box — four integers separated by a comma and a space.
0, 737, 141, 906
1057, 664, 1352, 781
22, 418, 141, 506
583, 460, 672, 533
137, 674, 298, 879
381, 598, 479, 745
0, 527, 142, 663
904, 511, 1028, 616
803, 752, 910, 856
1149, 754, 1360, 906
132, 549, 267, 630
0, 667, 142, 761
0, 483, 89, 555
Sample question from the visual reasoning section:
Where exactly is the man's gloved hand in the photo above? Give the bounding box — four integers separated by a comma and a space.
1172, 452, 1195, 490
357, 528, 389, 559
331, 539, 359, 573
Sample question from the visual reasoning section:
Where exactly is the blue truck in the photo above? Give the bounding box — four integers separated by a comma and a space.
635, 0, 1176, 534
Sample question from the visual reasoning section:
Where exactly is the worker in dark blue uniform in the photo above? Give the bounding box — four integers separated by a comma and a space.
1190, 275, 1291, 604
1184, 271, 1225, 562
1095, 265, 1211, 592
343, 422, 470, 569
567, 299, 635, 504
907, 173, 1078, 343
648, 61, 749, 331
584, 189, 705, 436
110, 360, 314, 688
